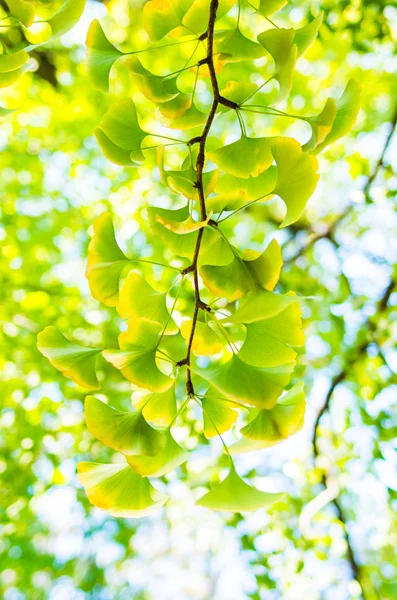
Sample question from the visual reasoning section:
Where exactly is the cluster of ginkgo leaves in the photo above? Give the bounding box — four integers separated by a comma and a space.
37, 0, 360, 517
0, 0, 86, 115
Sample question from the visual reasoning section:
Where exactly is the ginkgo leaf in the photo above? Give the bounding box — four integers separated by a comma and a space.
5, 0, 35, 27
271, 137, 319, 227
182, 0, 235, 34
158, 146, 218, 200
86, 20, 123, 93
227, 288, 298, 325
0, 50, 29, 73
86, 212, 130, 307
143, 0, 193, 41
94, 99, 148, 166
132, 384, 177, 427
196, 465, 284, 512
180, 320, 223, 357
241, 382, 306, 442
156, 209, 212, 234
127, 430, 189, 476
126, 56, 179, 103
208, 136, 273, 179
256, 0, 287, 18
293, 13, 323, 57
0, 67, 27, 88
158, 92, 192, 120
198, 355, 295, 409
85, 395, 166, 456
302, 97, 337, 152
37, 327, 101, 389
257, 28, 297, 102
215, 28, 265, 63
163, 103, 207, 130
47, 0, 86, 37
200, 239, 282, 301
201, 388, 238, 438
208, 167, 277, 213
219, 81, 258, 109
103, 319, 173, 392
77, 462, 167, 517
117, 271, 177, 333
315, 79, 361, 153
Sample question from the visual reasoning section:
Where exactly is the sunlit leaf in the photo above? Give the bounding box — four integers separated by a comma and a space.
241, 382, 306, 443
86, 20, 123, 93
132, 384, 177, 427
158, 92, 192, 120
196, 465, 284, 512
315, 79, 361, 153
5, 0, 35, 27
219, 81, 258, 109
47, 0, 86, 37
242, 238, 283, 292
201, 388, 238, 438
0, 50, 29, 73
180, 319, 223, 356
257, 28, 297, 102
85, 395, 166, 456
271, 137, 319, 227
127, 430, 189, 476
37, 327, 101, 389
256, 0, 287, 18
143, 0, 193, 41
94, 99, 148, 166
208, 167, 277, 213
302, 98, 337, 152
208, 136, 273, 179
293, 13, 323, 57
127, 56, 180, 103
227, 288, 297, 325
86, 212, 130, 307
117, 271, 177, 333
103, 318, 174, 392
197, 355, 295, 409
77, 462, 167, 517
215, 28, 265, 63
182, 0, 235, 34
158, 146, 218, 200
163, 103, 207, 130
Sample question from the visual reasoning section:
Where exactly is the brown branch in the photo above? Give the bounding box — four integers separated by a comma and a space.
184, 0, 236, 398
312, 279, 395, 597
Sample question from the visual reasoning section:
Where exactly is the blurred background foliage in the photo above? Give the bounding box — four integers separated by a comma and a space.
1, 0, 397, 598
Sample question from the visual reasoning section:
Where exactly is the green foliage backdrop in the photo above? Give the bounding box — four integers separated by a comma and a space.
0, 0, 397, 599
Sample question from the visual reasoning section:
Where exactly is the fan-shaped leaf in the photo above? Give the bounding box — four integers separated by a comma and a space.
271, 137, 319, 227
315, 79, 361, 153
77, 462, 167, 517
132, 384, 177, 427
198, 355, 295, 409
201, 389, 238, 438
227, 288, 296, 325
293, 13, 323, 56
257, 28, 297, 102
94, 99, 148, 166
208, 136, 273, 179
302, 97, 337, 152
182, 0, 235, 34
127, 430, 189, 476
163, 103, 207, 130
47, 0, 86, 37
256, 0, 287, 18
196, 465, 284, 512
158, 92, 192, 120
208, 167, 277, 213
103, 318, 173, 392
143, 0, 193, 41
127, 56, 179, 103
86, 20, 123, 93
180, 319, 223, 357
85, 395, 166, 456
158, 146, 218, 200
86, 212, 129, 307
37, 327, 101, 389
215, 28, 265, 63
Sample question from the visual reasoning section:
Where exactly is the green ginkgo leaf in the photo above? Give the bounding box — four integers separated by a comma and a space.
103, 318, 173, 392
219, 81, 258, 109
257, 28, 297, 102
37, 327, 101, 389
293, 13, 323, 56
271, 137, 319, 227
200, 239, 282, 301
196, 465, 284, 512
182, 0, 235, 34
163, 103, 207, 130
126, 56, 180, 104
315, 79, 361, 153
158, 146, 218, 200
47, 0, 86, 37
215, 27, 265, 63
227, 288, 297, 325
302, 97, 337, 152
117, 271, 177, 333
5, 0, 35, 27
85, 395, 166, 456
86, 212, 130, 307
148, 204, 198, 258
127, 430, 189, 477
143, 0, 193, 41
201, 388, 238, 439
0, 50, 29, 73
238, 300, 303, 367
86, 20, 123, 93
198, 355, 295, 409
94, 99, 148, 166
208, 167, 277, 213
241, 382, 306, 443
132, 384, 177, 427
256, 0, 287, 18
208, 136, 273, 179
158, 92, 192, 120
180, 320, 223, 357
77, 462, 167, 517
